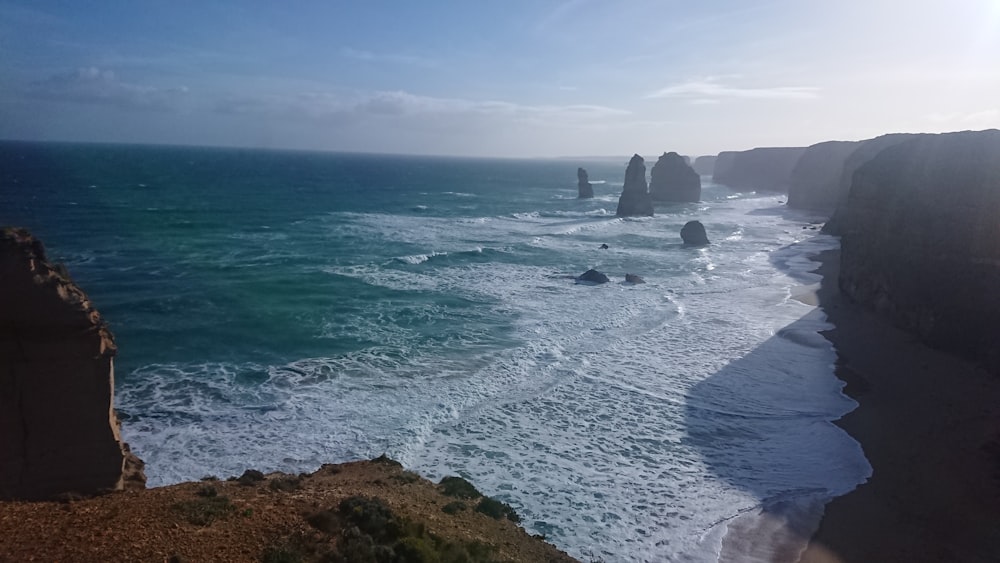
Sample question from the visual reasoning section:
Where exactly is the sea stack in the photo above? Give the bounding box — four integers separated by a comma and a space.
577, 167, 594, 199
615, 154, 654, 217
692, 155, 717, 176
838, 129, 1000, 372
649, 152, 701, 202
0, 227, 145, 500
680, 220, 710, 246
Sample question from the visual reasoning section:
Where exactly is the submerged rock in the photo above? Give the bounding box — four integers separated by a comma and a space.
615, 154, 654, 217
0, 227, 146, 500
680, 221, 710, 246
577, 269, 610, 284
649, 152, 701, 202
625, 273, 645, 284
577, 167, 594, 199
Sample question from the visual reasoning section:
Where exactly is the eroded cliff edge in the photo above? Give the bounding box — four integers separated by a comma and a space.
0, 227, 145, 499
839, 129, 1000, 372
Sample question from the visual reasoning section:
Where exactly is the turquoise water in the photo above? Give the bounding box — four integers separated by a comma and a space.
1, 141, 869, 562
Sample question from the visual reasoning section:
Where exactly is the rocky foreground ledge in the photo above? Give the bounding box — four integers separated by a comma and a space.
0, 457, 577, 562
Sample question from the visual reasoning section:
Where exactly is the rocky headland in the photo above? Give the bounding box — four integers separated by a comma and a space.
711, 147, 806, 193
576, 167, 593, 199
786, 140, 862, 211
615, 154, 654, 217
649, 151, 701, 203
692, 155, 717, 176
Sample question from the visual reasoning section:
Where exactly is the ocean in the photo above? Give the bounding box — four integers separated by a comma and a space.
0, 141, 870, 562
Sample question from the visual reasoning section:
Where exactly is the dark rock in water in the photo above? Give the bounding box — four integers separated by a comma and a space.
712, 147, 807, 193
680, 220, 710, 246
625, 273, 645, 284
693, 155, 717, 176
577, 269, 610, 284
649, 152, 701, 203
838, 129, 1000, 373
577, 167, 594, 199
823, 133, 922, 235
599, 243, 609, 249
787, 140, 862, 211
615, 154, 654, 217
0, 227, 146, 500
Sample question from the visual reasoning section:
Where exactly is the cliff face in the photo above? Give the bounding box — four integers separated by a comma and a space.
692, 155, 717, 176
711, 147, 807, 193
839, 130, 1000, 372
0, 227, 145, 499
576, 167, 594, 199
649, 152, 701, 202
786, 141, 862, 211
615, 154, 654, 217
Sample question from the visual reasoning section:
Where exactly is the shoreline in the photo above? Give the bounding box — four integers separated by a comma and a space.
798, 248, 1000, 562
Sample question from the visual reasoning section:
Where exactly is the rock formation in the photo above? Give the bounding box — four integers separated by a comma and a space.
823, 133, 921, 234
786, 140, 862, 211
625, 273, 645, 284
615, 154, 654, 217
1, 227, 145, 500
838, 129, 1000, 372
649, 152, 702, 203
680, 221, 710, 246
711, 147, 807, 193
577, 167, 594, 199
692, 155, 717, 176
577, 269, 610, 284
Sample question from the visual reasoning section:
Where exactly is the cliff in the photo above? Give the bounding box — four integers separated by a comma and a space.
711, 147, 807, 192
786, 140, 862, 211
692, 155, 717, 176
0, 227, 145, 500
577, 167, 594, 199
615, 154, 654, 217
649, 152, 701, 202
823, 133, 921, 234
838, 129, 1000, 372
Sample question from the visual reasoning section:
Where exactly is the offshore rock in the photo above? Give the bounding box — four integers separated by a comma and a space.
680, 220, 710, 246
615, 154, 654, 217
823, 133, 921, 234
0, 227, 145, 500
649, 152, 701, 202
625, 273, 645, 284
577, 269, 610, 284
838, 129, 1000, 372
712, 147, 807, 193
786, 140, 862, 211
577, 167, 594, 199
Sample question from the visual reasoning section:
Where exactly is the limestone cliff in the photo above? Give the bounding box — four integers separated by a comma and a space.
838, 129, 1000, 372
692, 155, 717, 176
0, 227, 145, 500
577, 167, 594, 199
615, 154, 654, 217
711, 147, 807, 193
649, 152, 701, 203
786, 140, 862, 211
823, 134, 920, 234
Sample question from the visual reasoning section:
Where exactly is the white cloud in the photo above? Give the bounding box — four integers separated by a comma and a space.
339, 47, 436, 67
646, 78, 820, 101
29, 67, 188, 111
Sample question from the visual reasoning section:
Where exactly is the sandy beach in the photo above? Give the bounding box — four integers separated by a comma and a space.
799, 249, 1000, 563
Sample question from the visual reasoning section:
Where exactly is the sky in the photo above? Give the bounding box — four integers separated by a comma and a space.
1, 0, 998, 157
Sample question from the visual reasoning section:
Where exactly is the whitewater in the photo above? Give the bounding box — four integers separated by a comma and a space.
0, 144, 870, 562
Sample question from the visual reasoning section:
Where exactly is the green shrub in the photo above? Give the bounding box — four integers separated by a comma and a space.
441, 501, 467, 515
173, 495, 235, 526
236, 469, 266, 486
438, 476, 481, 499
475, 497, 520, 523
268, 475, 303, 492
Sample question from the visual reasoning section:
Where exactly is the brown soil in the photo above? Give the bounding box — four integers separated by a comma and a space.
0, 459, 577, 563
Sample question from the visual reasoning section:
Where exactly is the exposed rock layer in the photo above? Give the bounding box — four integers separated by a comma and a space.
649, 152, 701, 202
576, 167, 593, 199
0, 227, 145, 500
786, 140, 862, 211
712, 147, 807, 193
615, 154, 654, 217
838, 130, 1000, 372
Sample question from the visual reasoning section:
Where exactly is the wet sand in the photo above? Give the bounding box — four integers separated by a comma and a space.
798, 249, 1000, 562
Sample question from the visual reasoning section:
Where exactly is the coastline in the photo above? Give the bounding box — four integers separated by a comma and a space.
799, 248, 1000, 562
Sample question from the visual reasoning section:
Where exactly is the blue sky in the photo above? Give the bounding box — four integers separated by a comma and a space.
1, 0, 998, 157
